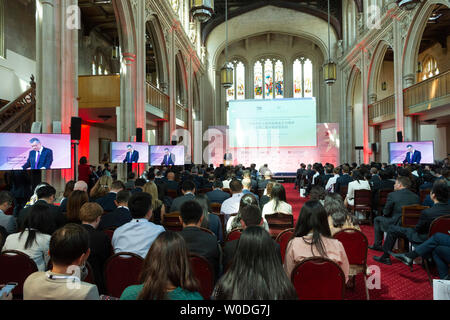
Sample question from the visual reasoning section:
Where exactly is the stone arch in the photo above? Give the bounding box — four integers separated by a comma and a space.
146, 14, 169, 91
175, 51, 188, 105
367, 40, 392, 100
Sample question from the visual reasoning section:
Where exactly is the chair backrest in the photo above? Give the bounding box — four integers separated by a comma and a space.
354, 189, 372, 207
291, 257, 346, 300
275, 228, 294, 263
265, 213, 294, 237
428, 214, 450, 238
333, 228, 368, 267
402, 204, 429, 228
104, 252, 144, 298
257, 189, 264, 199
198, 188, 212, 195
167, 189, 178, 199
103, 229, 115, 243
378, 189, 393, 208
189, 254, 215, 300
163, 211, 183, 231
419, 189, 431, 204
226, 229, 243, 242
210, 203, 221, 214
223, 188, 231, 195
83, 261, 96, 284
0, 250, 38, 297
339, 186, 348, 200
199, 227, 215, 237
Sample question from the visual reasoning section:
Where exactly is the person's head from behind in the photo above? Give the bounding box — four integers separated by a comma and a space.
22, 203, 56, 249
181, 180, 196, 194
179, 200, 203, 227
49, 224, 90, 271
79, 202, 103, 228
216, 226, 297, 300
0, 191, 13, 212
128, 192, 153, 220
240, 205, 263, 228
111, 180, 125, 192
270, 183, 287, 202
294, 200, 331, 257
36, 185, 57, 204
74, 180, 88, 192
309, 185, 326, 202
66, 190, 89, 222
194, 194, 211, 229
79, 157, 88, 165
127, 172, 136, 181
242, 178, 252, 190
229, 179, 243, 194
115, 190, 131, 207
430, 180, 449, 204
213, 180, 223, 190
264, 171, 272, 179
138, 231, 199, 300
63, 180, 75, 198
395, 176, 411, 191
239, 193, 258, 212
324, 193, 350, 228
342, 165, 350, 174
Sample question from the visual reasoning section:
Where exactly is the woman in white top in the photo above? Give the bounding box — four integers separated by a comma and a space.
227, 193, 270, 234
2, 203, 55, 271
345, 170, 371, 207
262, 183, 292, 217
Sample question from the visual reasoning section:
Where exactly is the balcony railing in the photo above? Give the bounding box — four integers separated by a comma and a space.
176, 103, 188, 123
146, 82, 169, 114
368, 94, 395, 125
403, 70, 450, 115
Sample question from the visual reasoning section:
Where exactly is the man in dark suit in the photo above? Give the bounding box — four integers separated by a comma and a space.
22, 138, 53, 170
169, 180, 196, 212
95, 180, 125, 213
369, 176, 420, 251
206, 180, 231, 204
334, 165, 353, 194
17, 185, 65, 233
123, 145, 139, 163
294, 163, 306, 190
257, 171, 274, 190
179, 200, 220, 279
403, 144, 421, 164
131, 178, 146, 195
80, 202, 111, 294
98, 190, 132, 230
165, 171, 179, 191
161, 148, 175, 166
374, 180, 449, 265
223, 204, 281, 270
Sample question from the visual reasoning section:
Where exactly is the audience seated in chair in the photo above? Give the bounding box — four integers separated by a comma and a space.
169, 180, 196, 213
131, 178, 146, 194
369, 176, 420, 251
120, 231, 203, 300
220, 180, 244, 222
205, 180, 231, 205
65, 190, 89, 224
324, 193, 360, 236
142, 182, 165, 225
262, 183, 292, 217
283, 200, 349, 283
58, 180, 74, 213
0, 191, 17, 235
373, 180, 449, 265
227, 194, 270, 234
89, 175, 113, 201
112, 192, 165, 258
23, 224, 100, 300
334, 165, 353, 194
95, 180, 125, 213
80, 202, 112, 294
98, 190, 132, 231
194, 195, 223, 243
241, 178, 259, 202
213, 226, 297, 300
223, 205, 281, 270
179, 201, 221, 281
3, 203, 54, 271
74, 180, 88, 193
344, 170, 371, 207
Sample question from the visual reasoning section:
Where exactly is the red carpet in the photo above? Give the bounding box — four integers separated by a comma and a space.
284, 183, 434, 300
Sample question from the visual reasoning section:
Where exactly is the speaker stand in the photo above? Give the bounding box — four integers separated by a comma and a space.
357, 149, 362, 165
72, 140, 79, 181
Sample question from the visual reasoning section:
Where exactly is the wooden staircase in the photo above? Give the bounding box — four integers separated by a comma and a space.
0, 76, 36, 133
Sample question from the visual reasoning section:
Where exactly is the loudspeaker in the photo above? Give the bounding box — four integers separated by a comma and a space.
171, 140, 177, 146
397, 131, 403, 142
355, 146, 364, 150
136, 128, 143, 142
371, 143, 378, 153
70, 117, 82, 140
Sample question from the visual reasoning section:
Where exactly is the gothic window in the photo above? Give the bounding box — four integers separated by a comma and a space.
226, 60, 246, 101
254, 58, 284, 99
293, 57, 313, 98
254, 61, 263, 99
421, 56, 439, 81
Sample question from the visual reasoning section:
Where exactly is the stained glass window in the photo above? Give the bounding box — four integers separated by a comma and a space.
293, 57, 313, 98
254, 61, 263, 99
236, 61, 245, 100
274, 60, 284, 99
421, 56, 439, 81
226, 62, 235, 102
264, 59, 273, 99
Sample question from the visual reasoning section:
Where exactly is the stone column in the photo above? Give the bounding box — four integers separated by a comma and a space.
187, 53, 193, 164
393, 20, 405, 139
168, 25, 177, 141
361, 52, 370, 164
368, 94, 377, 163
36, 0, 78, 195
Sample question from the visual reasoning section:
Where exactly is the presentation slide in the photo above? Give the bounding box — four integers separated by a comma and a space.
111, 142, 149, 164
150, 145, 185, 166
389, 141, 434, 164
228, 98, 317, 148
0, 133, 71, 171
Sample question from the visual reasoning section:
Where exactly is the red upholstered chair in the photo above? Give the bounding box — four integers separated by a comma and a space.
333, 228, 369, 300
189, 254, 215, 300
226, 229, 242, 242
104, 252, 144, 298
162, 211, 183, 231
339, 186, 348, 203
167, 189, 178, 199
0, 250, 38, 298
291, 257, 346, 300
103, 229, 116, 256
419, 189, 431, 204
199, 227, 215, 237
223, 188, 232, 195
377, 189, 393, 214
275, 228, 294, 264
401, 205, 429, 228
211, 212, 226, 239
352, 190, 373, 224
83, 261, 96, 285
210, 203, 221, 214
198, 188, 212, 195
265, 213, 294, 238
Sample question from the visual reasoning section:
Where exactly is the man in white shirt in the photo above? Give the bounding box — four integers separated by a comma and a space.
0, 191, 16, 234
220, 180, 244, 224
325, 168, 341, 193
112, 192, 165, 258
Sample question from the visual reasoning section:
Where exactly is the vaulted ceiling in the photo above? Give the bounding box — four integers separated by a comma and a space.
79, 0, 118, 45
419, 4, 450, 53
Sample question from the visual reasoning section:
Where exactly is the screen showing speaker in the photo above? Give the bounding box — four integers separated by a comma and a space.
110, 142, 149, 164
0, 133, 71, 171
388, 141, 434, 164
150, 145, 185, 166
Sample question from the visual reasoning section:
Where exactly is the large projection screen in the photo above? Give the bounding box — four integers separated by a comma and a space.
228, 98, 317, 148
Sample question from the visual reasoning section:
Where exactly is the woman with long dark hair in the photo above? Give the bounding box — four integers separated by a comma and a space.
344, 169, 371, 207
59, 180, 75, 212
2, 203, 55, 271
262, 183, 292, 216
324, 193, 360, 235
227, 193, 270, 234
194, 194, 223, 242
120, 231, 203, 300
66, 190, 89, 223
213, 226, 297, 300
284, 200, 349, 282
